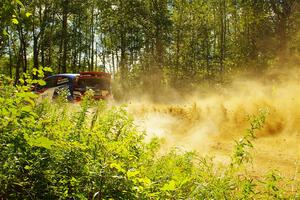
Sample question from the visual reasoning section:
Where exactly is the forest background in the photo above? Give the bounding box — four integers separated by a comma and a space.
0, 0, 299, 97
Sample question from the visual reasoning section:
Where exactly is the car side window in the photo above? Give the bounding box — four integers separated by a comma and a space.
35, 76, 56, 91
45, 77, 57, 88
57, 76, 70, 86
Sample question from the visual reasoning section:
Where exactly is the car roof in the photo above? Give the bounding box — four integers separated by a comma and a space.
46, 72, 111, 80
56, 73, 80, 77
47, 74, 79, 79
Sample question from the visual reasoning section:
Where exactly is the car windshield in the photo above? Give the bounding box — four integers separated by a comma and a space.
77, 78, 110, 90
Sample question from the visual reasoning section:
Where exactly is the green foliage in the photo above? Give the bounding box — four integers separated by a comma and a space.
232, 109, 268, 166
0, 75, 299, 199
1, 0, 299, 93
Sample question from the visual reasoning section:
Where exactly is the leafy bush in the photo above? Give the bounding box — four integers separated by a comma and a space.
0, 73, 299, 199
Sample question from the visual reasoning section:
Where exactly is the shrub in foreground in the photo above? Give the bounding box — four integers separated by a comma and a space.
0, 75, 299, 199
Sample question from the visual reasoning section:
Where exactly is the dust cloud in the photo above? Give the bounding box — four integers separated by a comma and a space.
126, 67, 300, 177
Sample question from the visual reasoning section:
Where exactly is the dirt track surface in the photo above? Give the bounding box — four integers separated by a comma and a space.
127, 71, 300, 179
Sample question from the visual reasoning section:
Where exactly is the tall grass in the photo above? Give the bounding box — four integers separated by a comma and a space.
0, 73, 299, 199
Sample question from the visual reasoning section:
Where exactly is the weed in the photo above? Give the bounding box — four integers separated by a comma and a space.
0, 73, 299, 199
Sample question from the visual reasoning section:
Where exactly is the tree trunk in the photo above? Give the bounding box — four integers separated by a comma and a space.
220, 0, 226, 76
61, 0, 69, 73
7, 29, 13, 78
277, 16, 288, 63
33, 18, 39, 70
115, 49, 119, 72
18, 25, 27, 74
120, 38, 127, 81
15, 48, 22, 84
90, 5, 95, 71
112, 52, 115, 75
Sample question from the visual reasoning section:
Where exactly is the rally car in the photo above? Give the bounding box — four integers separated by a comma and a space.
35, 71, 112, 101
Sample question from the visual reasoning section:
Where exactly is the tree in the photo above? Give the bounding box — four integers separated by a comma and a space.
269, 0, 298, 63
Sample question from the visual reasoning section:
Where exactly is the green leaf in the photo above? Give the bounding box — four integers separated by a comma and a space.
138, 177, 151, 186
127, 170, 140, 178
37, 79, 46, 86
12, 18, 19, 25
21, 105, 33, 113
43, 67, 53, 72
32, 68, 38, 75
161, 180, 176, 191
19, 78, 24, 84
2, 29, 9, 36
26, 136, 54, 149
25, 12, 32, 18
15, 0, 24, 7
24, 165, 32, 170
110, 162, 126, 173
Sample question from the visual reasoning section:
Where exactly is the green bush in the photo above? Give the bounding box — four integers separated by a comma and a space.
0, 73, 299, 199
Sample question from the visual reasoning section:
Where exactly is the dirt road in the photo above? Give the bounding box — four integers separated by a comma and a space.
127, 72, 300, 179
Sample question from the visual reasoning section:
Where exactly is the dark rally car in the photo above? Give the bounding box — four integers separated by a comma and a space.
35, 71, 112, 101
